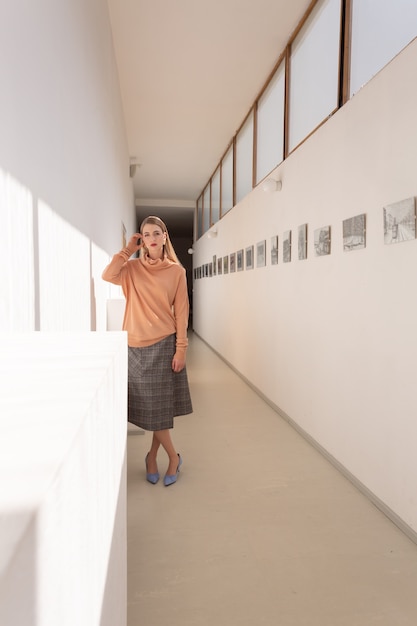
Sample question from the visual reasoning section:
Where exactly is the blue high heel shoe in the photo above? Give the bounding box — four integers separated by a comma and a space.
145, 453, 160, 484
164, 454, 182, 487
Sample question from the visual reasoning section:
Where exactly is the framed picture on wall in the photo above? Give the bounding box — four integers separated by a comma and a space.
314, 226, 331, 256
271, 236, 278, 265
245, 245, 254, 270
383, 197, 416, 244
256, 240, 266, 267
283, 230, 291, 263
298, 224, 307, 260
223, 255, 229, 274
343, 214, 366, 251
213, 255, 217, 274
237, 249, 244, 271
217, 257, 222, 275
230, 252, 236, 273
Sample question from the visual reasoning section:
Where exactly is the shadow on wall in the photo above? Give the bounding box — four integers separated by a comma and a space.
0, 509, 37, 625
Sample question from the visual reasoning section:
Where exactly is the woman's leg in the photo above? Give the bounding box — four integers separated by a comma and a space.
153, 428, 179, 475
146, 433, 161, 474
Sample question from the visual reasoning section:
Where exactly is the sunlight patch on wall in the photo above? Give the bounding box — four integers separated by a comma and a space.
38, 201, 90, 330
92, 243, 116, 331
0, 168, 35, 331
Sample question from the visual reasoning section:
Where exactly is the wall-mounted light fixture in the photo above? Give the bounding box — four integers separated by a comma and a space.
262, 178, 282, 193
129, 157, 141, 178
207, 228, 218, 239
187, 247, 194, 255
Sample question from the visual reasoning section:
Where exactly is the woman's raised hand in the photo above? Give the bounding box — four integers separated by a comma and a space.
126, 233, 143, 255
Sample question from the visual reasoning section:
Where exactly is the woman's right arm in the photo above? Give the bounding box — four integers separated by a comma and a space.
102, 233, 142, 285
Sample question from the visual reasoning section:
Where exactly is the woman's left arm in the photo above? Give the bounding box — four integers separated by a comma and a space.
172, 269, 189, 372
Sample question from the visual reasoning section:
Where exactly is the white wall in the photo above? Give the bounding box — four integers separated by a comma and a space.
0, 1, 132, 623
0, 332, 127, 626
192, 38, 417, 536
0, 0, 135, 332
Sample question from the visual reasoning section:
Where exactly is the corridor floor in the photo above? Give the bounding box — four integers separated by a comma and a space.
127, 333, 417, 626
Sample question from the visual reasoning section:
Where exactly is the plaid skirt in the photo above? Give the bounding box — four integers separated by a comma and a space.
128, 334, 193, 431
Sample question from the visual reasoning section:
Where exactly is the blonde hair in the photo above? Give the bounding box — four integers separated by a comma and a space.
139, 215, 181, 265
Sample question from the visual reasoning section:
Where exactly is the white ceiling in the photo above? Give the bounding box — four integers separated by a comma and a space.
107, 0, 313, 229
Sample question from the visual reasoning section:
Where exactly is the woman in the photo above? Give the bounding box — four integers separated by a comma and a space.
102, 216, 192, 486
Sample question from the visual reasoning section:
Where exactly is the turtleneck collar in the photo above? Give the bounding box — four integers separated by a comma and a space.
141, 253, 172, 268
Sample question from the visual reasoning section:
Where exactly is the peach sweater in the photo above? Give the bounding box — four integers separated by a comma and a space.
102, 248, 189, 357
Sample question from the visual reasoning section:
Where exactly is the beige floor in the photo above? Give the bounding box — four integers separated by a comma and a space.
127, 333, 417, 626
